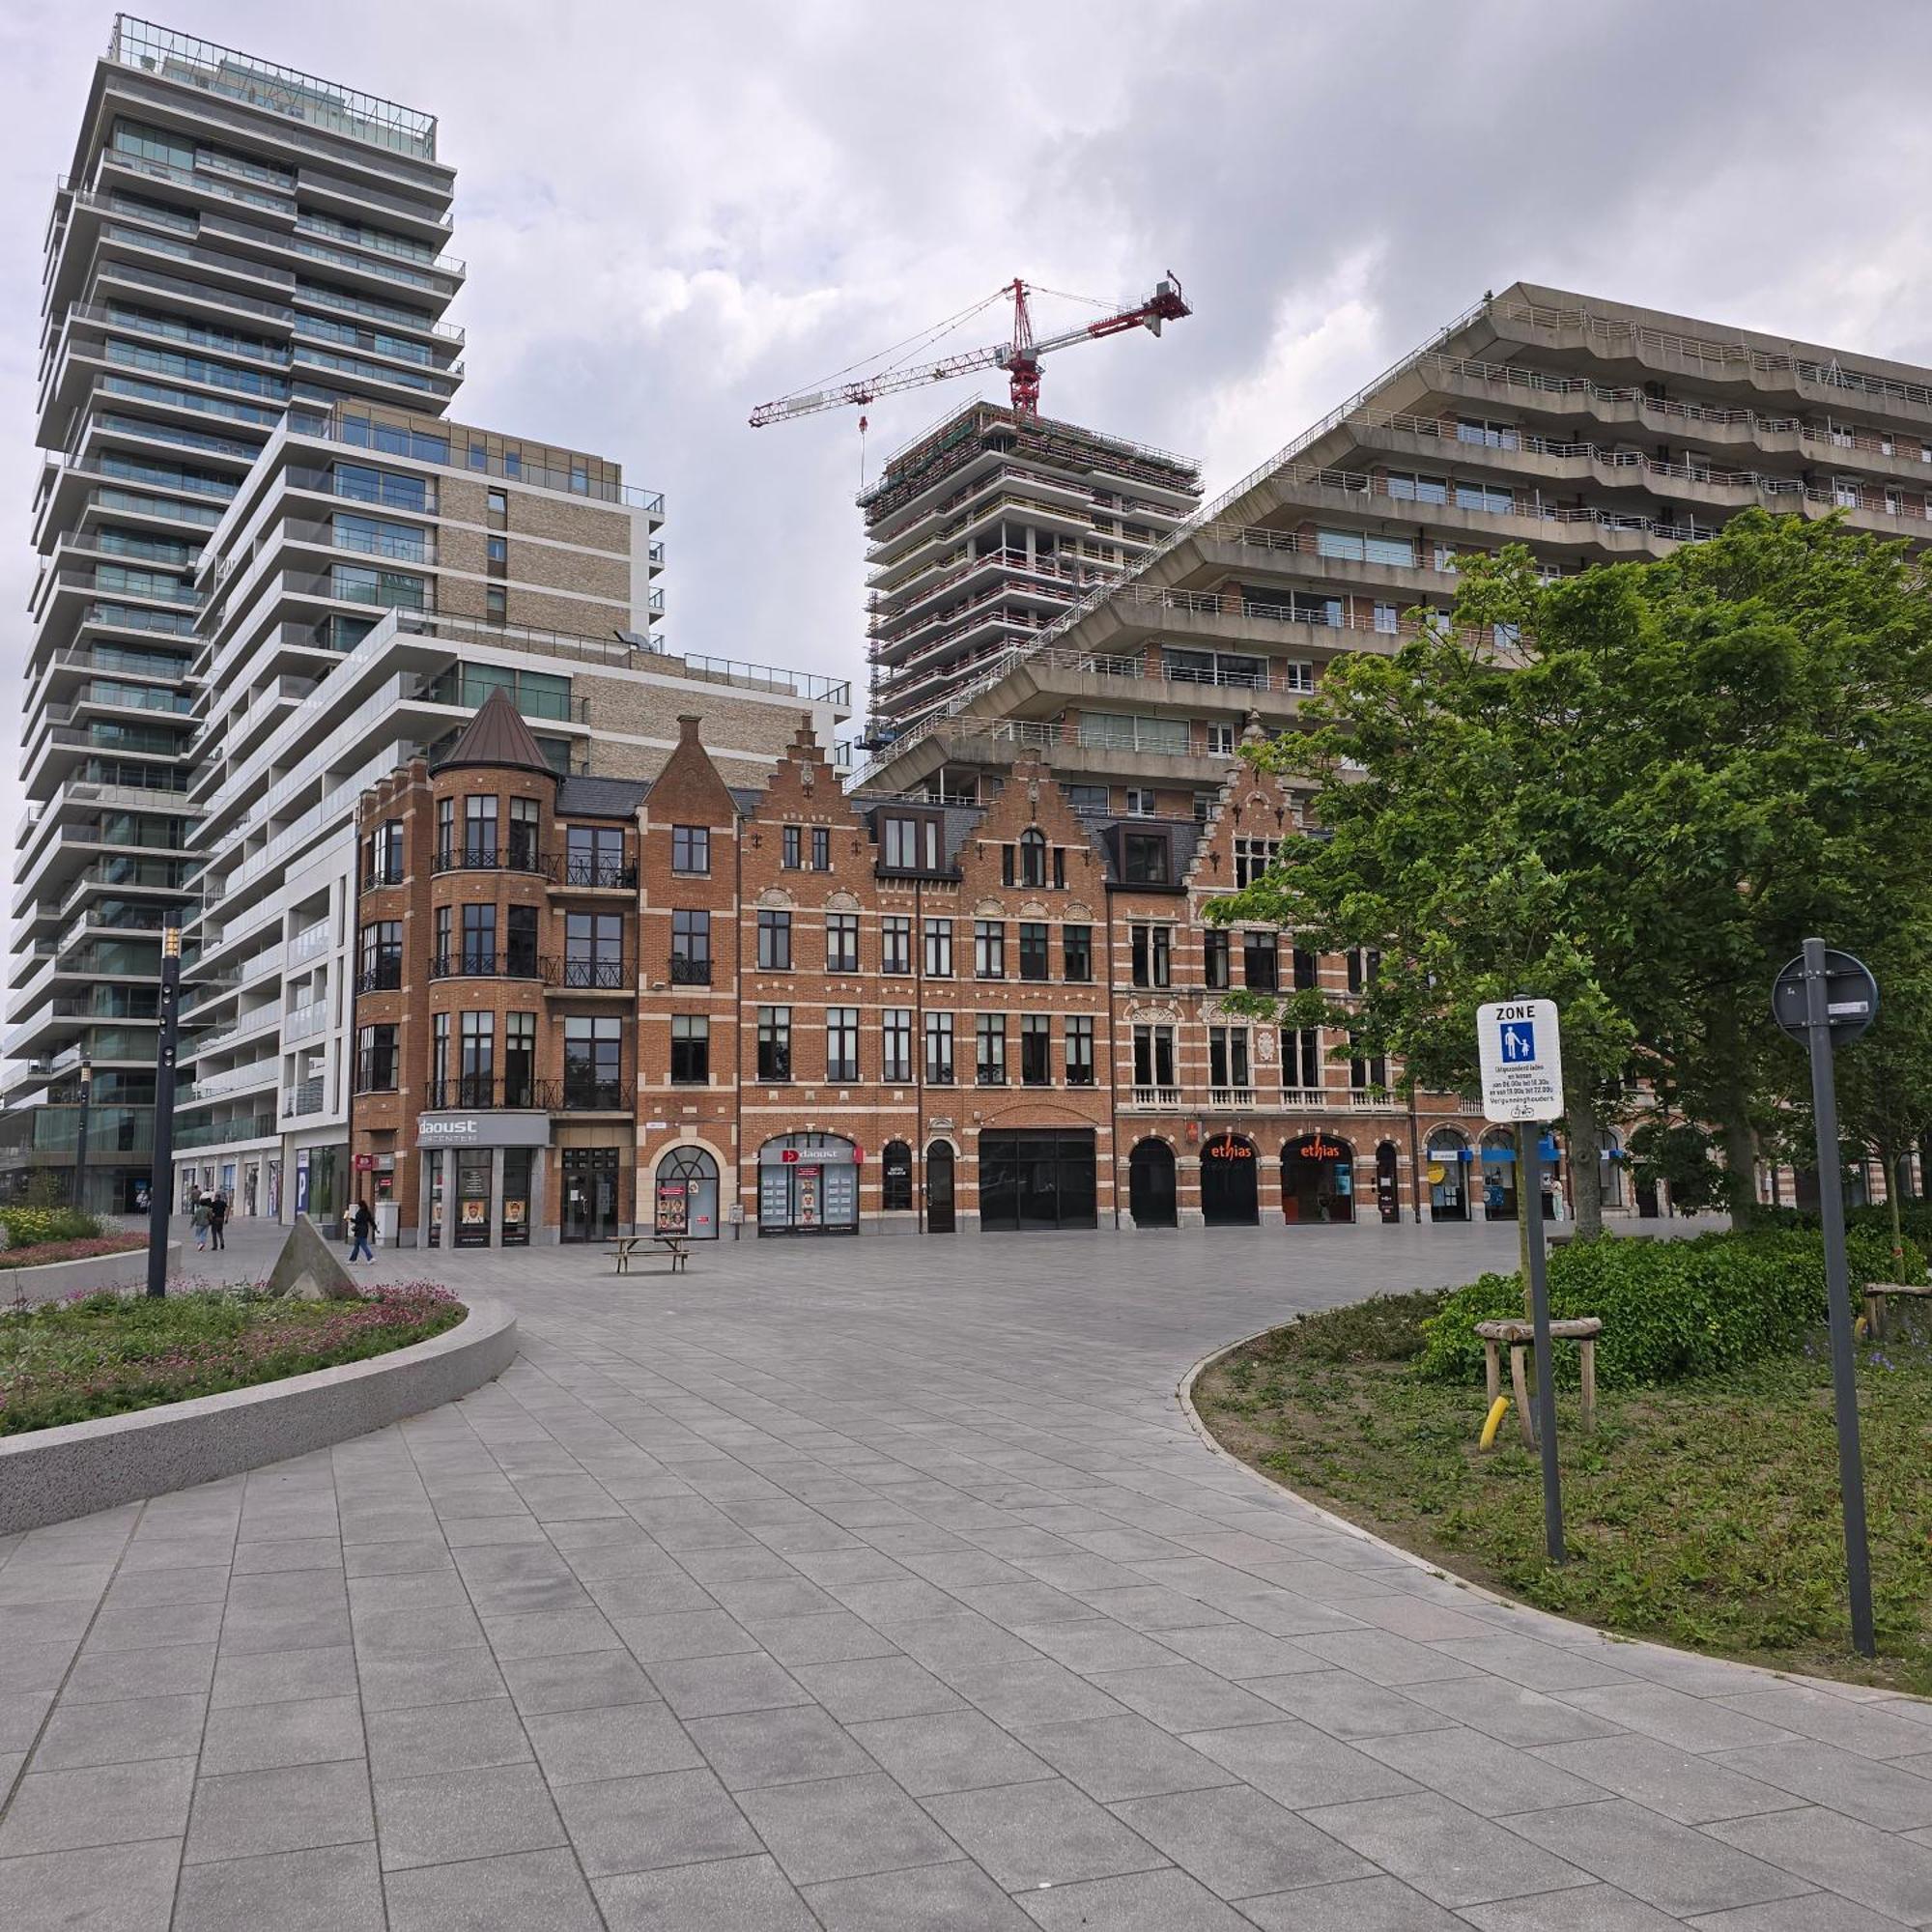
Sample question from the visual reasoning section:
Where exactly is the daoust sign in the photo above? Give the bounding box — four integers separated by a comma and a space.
1476, 998, 1564, 1122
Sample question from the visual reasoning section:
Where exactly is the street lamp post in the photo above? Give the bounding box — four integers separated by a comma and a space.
144, 919, 183, 1299
72, 1052, 92, 1216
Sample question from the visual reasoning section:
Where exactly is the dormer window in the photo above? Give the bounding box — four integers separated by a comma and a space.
881, 812, 942, 872
1122, 831, 1170, 885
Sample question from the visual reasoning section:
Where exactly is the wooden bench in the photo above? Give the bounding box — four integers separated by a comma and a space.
1475, 1317, 1603, 1448
613, 1236, 692, 1275
1862, 1281, 1932, 1340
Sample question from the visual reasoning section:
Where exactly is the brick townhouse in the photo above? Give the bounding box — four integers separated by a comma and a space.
350, 690, 1501, 1245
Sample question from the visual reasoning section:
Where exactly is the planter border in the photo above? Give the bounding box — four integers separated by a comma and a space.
0, 1296, 516, 1535
6, 1241, 179, 1307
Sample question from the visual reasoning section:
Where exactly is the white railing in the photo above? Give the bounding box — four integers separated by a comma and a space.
1129, 1085, 1180, 1108
1280, 1088, 1327, 1108
1208, 1087, 1256, 1109
1349, 1091, 1403, 1112
282, 1000, 329, 1041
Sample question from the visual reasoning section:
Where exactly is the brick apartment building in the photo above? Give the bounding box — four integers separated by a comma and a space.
351, 691, 1496, 1247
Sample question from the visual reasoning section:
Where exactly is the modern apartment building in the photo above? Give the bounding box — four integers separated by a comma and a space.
862, 403, 1200, 743
854, 282, 1932, 816
353, 709, 1497, 1247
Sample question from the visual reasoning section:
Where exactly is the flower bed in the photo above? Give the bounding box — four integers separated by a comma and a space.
1, 1283, 466, 1436
0, 1235, 145, 1271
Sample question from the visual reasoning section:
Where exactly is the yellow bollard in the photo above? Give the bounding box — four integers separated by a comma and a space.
1478, 1395, 1511, 1451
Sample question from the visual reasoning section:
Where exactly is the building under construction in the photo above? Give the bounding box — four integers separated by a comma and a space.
861, 402, 1201, 743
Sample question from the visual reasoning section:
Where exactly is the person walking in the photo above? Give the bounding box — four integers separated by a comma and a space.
349, 1198, 376, 1264
208, 1190, 227, 1252
190, 1194, 211, 1251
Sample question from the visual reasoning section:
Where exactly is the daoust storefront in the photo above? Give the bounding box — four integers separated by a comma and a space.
757, 1133, 860, 1235
418, 1110, 546, 1249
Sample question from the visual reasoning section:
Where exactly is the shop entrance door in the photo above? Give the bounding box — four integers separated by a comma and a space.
562, 1149, 619, 1243
1128, 1140, 1178, 1228
926, 1141, 955, 1233
978, 1129, 1097, 1232
1200, 1136, 1260, 1226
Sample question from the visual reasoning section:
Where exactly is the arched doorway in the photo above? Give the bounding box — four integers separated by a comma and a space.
1282, 1133, 1355, 1224
1426, 1127, 1471, 1222
1375, 1142, 1400, 1223
880, 1140, 913, 1213
1200, 1133, 1260, 1226
757, 1133, 859, 1236
925, 1141, 955, 1234
654, 1147, 719, 1240
1128, 1139, 1177, 1229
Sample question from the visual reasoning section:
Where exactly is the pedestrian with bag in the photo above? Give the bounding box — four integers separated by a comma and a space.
191, 1194, 211, 1251
349, 1198, 376, 1264
208, 1190, 227, 1252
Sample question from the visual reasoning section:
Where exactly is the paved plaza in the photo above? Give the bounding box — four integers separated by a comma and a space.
4, 1218, 1932, 1928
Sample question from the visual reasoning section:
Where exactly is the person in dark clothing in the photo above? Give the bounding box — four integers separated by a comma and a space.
208, 1191, 227, 1251
349, 1199, 376, 1264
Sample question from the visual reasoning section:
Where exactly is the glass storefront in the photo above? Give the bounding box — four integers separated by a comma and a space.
562, 1147, 620, 1242
758, 1134, 859, 1235
655, 1148, 720, 1239
454, 1149, 492, 1247
1282, 1133, 1354, 1224
502, 1148, 532, 1246
979, 1129, 1098, 1232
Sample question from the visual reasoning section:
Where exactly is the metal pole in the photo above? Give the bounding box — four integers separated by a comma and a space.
1802, 935, 1876, 1658
72, 1053, 92, 1215
1518, 1118, 1565, 1564
145, 921, 183, 1299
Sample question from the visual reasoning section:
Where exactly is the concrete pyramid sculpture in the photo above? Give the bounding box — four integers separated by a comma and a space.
264, 1212, 361, 1301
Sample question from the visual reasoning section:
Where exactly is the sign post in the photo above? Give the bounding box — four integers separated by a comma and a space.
1772, 939, 1879, 1660
1477, 998, 1567, 1565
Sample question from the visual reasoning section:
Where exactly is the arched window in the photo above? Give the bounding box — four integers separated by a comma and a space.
655, 1146, 720, 1238
1018, 828, 1047, 888
881, 1140, 914, 1211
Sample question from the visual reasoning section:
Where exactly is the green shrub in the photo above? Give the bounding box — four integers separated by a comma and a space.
1415, 1227, 1921, 1389
0, 1206, 102, 1249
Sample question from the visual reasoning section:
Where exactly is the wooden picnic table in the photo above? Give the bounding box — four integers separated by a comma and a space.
613, 1235, 692, 1274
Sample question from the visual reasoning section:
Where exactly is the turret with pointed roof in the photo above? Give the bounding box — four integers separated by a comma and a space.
432, 686, 557, 780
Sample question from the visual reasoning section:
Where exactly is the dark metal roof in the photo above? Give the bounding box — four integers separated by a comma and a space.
554, 775, 647, 819
431, 687, 555, 778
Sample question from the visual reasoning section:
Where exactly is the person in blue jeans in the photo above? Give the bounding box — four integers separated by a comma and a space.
348, 1198, 376, 1264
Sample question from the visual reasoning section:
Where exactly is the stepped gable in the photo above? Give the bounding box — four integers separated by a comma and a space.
954, 752, 1106, 899
645, 713, 739, 825
432, 685, 557, 779
1183, 756, 1302, 895
753, 715, 873, 849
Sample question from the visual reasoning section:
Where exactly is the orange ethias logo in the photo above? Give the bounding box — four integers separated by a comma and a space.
1206, 1140, 1255, 1160
1300, 1137, 1346, 1160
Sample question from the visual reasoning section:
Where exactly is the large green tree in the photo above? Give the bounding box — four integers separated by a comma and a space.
1218, 511, 1932, 1229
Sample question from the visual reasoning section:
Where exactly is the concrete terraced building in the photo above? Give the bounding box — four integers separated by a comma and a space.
5, 17, 849, 1221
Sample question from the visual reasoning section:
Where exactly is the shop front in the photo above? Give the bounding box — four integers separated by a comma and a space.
978, 1128, 1097, 1233
1426, 1127, 1473, 1222
1128, 1138, 1178, 1228
1200, 1133, 1260, 1226
653, 1146, 721, 1240
1282, 1132, 1354, 1224
758, 1133, 860, 1236
416, 1109, 548, 1250
1480, 1128, 1562, 1220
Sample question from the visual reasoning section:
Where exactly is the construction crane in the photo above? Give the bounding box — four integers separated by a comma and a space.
749, 273, 1192, 429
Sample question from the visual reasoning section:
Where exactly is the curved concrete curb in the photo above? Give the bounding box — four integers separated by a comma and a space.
4, 1241, 181, 1308
0, 1296, 516, 1535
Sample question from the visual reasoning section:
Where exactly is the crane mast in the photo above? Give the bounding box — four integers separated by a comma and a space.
749, 274, 1191, 428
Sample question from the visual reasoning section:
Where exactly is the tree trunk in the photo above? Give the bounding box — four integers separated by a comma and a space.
1567, 1090, 1604, 1240
1711, 997, 1761, 1227
1882, 1139, 1907, 1272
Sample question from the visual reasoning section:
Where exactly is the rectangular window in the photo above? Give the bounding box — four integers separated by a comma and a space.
1124, 788, 1157, 818
1293, 947, 1320, 991
504, 1011, 536, 1108
883, 817, 919, 869
1130, 923, 1172, 989
1374, 601, 1399, 635
459, 1011, 494, 1105
1285, 1027, 1321, 1091
359, 920, 402, 992
563, 912, 623, 987
485, 585, 506, 625
564, 823, 624, 887
1122, 832, 1169, 883
367, 819, 404, 885
882, 1009, 913, 1084
1204, 928, 1230, 990
1244, 930, 1279, 991
976, 1013, 1007, 1086
355, 1023, 397, 1093
881, 914, 912, 975
1132, 1025, 1176, 1089
924, 1010, 955, 1084
1385, 471, 1448, 504
1001, 844, 1015, 888
1063, 924, 1093, 982
431, 1010, 448, 1099
671, 825, 710, 875
811, 826, 831, 871
464, 794, 497, 865
757, 909, 791, 970
460, 902, 496, 973
781, 825, 801, 869
1019, 1014, 1052, 1086
1208, 1026, 1252, 1089
1234, 837, 1280, 888
974, 920, 1005, 980
756, 1007, 791, 1082
1455, 480, 1515, 515
508, 796, 539, 869
1067, 784, 1109, 812
826, 1007, 859, 1082
436, 797, 454, 867
1017, 922, 1049, 980
506, 903, 538, 977
486, 534, 507, 567
563, 1014, 624, 1108
1347, 947, 1381, 994
1065, 1015, 1094, 1086
670, 908, 711, 983
1207, 724, 1236, 757
924, 918, 952, 978
487, 487, 508, 527
825, 912, 860, 974
1350, 1038, 1390, 1091
670, 1014, 709, 1085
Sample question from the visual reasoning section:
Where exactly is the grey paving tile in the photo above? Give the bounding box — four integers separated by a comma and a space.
366, 1695, 532, 1780
1150, 1621, 1324, 1680
210, 1643, 358, 1709
610, 1606, 760, 1662
1503, 1798, 1810, 1916
0, 1755, 195, 1856
845, 1707, 1053, 1796
1709, 1740, 1932, 1830
791, 1654, 965, 1721
0, 1836, 183, 1932
1429, 1634, 1636, 1692
1245, 1667, 1452, 1739
742, 1608, 905, 1664
1110, 1780, 1374, 1896
184, 1758, 374, 1863
27, 1690, 204, 1771
1540, 1734, 1805, 1826
1718, 1684, 1932, 1759
499, 1647, 659, 1714
647, 1649, 810, 1718
1556, 1683, 1797, 1753
555, 1764, 761, 1875
1180, 1718, 1419, 1808
172, 1842, 384, 1932
525, 1697, 702, 1783
1706, 1804, 1932, 1921
1356, 1725, 1605, 1818
82, 1598, 224, 1652
922, 1775, 1168, 1889
373, 1761, 567, 1871
356, 1646, 508, 1711
1295, 1628, 1483, 1688
1236, 1872, 1466, 1929
0, 1638, 82, 1695
687, 1701, 881, 1789
1399, 1674, 1625, 1746
385, 1847, 603, 1931
1017, 1866, 1260, 1929
1304, 1791, 1594, 1909
595, 1853, 819, 1931
738, 1770, 961, 1883
197, 1694, 366, 1775
1461, 1885, 1684, 1929
1685, 1894, 1920, 1930
231, 1538, 344, 1576
1017, 1712, 1232, 1803
804, 1859, 1036, 1929
96, 1567, 225, 1607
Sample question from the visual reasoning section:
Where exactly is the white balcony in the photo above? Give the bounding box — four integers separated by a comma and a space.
1130, 1085, 1180, 1109
282, 1000, 329, 1041
287, 918, 332, 964
1208, 1087, 1256, 1110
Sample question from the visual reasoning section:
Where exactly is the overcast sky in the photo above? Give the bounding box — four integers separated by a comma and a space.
3, 0, 1932, 895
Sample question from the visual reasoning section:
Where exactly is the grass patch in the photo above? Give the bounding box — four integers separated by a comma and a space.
1195, 1292, 1932, 1693
0, 1235, 145, 1270
0, 1283, 465, 1436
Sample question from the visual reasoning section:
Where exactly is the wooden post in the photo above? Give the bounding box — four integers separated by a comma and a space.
1483, 1339, 1502, 1408
1578, 1337, 1597, 1434
1510, 1343, 1536, 1448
